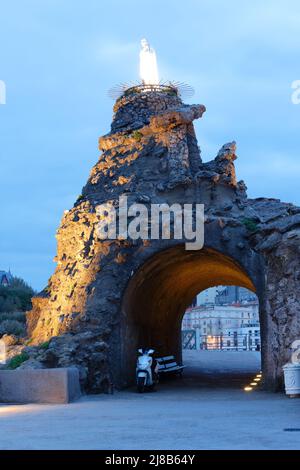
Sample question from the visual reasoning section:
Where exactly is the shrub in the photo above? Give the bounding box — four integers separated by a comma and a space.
39, 341, 50, 350
124, 86, 141, 97
0, 276, 35, 313
241, 218, 258, 232
8, 352, 30, 370
0, 312, 26, 323
132, 130, 143, 141
0, 320, 25, 337
166, 89, 177, 96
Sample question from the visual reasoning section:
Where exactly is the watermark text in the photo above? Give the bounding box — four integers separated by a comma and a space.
291, 80, 300, 105
96, 196, 204, 250
0, 80, 6, 105
0, 339, 6, 364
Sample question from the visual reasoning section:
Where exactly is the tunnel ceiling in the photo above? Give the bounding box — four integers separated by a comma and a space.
123, 245, 256, 338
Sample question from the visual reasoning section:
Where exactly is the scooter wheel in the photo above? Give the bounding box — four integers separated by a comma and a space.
137, 377, 145, 393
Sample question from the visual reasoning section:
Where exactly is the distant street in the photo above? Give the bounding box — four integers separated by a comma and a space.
183, 349, 261, 372
1, 350, 299, 450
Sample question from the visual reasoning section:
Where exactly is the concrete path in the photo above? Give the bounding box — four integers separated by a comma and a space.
0, 351, 299, 450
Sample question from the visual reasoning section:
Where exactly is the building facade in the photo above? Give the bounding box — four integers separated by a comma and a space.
215, 285, 257, 305
0, 271, 12, 287
182, 303, 260, 351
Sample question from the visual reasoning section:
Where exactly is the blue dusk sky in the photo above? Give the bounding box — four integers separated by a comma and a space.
0, 0, 299, 290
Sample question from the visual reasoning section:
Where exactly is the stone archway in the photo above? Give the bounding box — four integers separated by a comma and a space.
25, 86, 300, 393
121, 245, 263, 387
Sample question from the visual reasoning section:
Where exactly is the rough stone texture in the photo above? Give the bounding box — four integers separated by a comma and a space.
20, 89, 300, 392
249, 200, 300, 389
1, 334, 18, 347
0, 368, 81, 404
0, 335, 24, 367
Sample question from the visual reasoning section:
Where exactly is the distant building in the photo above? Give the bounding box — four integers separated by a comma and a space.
182, 303, 260, 351
215, 286, 256, 305
197, 287, 218, 305
196, 286, 257, 307
189, 297, 197, 308
0, 270, 13, 287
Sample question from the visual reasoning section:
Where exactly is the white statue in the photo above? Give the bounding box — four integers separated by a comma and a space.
139, 38, 159, 85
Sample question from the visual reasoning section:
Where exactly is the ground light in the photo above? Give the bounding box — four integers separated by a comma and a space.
244, 372, 263, 392
0, 405, 37, 416
0, 406, 20, 415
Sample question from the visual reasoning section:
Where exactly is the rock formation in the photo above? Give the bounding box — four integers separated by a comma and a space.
19, 87, 300, 393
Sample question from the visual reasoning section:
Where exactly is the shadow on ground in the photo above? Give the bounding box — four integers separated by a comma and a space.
134, 350, 262, 393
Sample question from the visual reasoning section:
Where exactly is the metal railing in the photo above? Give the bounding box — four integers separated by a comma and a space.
182, 331, 261, 351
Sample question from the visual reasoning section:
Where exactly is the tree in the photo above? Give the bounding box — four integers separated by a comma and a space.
0, 277, 35, 313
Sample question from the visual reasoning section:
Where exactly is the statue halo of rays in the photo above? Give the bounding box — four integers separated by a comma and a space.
108, 80, 195, 100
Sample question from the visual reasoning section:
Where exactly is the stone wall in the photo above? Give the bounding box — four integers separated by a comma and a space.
18, 88, 300, 393
250, 199, 300, 389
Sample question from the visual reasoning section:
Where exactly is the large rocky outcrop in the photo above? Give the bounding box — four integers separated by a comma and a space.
18, 88, 300, 392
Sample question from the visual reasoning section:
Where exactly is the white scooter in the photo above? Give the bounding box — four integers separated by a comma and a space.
136, 348, 159, 393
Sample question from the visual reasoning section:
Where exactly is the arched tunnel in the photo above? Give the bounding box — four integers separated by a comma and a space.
121, 245, 260, 385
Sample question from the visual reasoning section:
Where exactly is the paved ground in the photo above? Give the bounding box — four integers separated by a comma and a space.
0, 350, 299, 450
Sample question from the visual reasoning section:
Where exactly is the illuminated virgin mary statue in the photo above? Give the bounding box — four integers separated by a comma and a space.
139, 38, 159, 85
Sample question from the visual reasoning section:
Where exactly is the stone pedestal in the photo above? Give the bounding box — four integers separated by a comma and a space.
0, 368, 81, 404
283, 363, 300, 397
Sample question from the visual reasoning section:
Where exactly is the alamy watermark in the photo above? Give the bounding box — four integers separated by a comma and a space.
291, 80, 300, 105
96, 196, 204, 250
0, 80, 6, 105
0, 339, 6, 364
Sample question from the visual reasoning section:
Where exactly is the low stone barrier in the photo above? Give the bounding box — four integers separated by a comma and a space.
0, 368, 81, 404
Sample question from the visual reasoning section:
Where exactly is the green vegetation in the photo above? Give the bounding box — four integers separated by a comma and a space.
39, 341, 50, 350
124, 86, 142, 97
241, 218, 259, 232
132, 130, 143, 141
165, 88, 177, 96
0, 319, 25, 337
0, 277, 35, 313
0, 312, 26, 323
0, 276, 34, 339
8, 352, 30, 370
